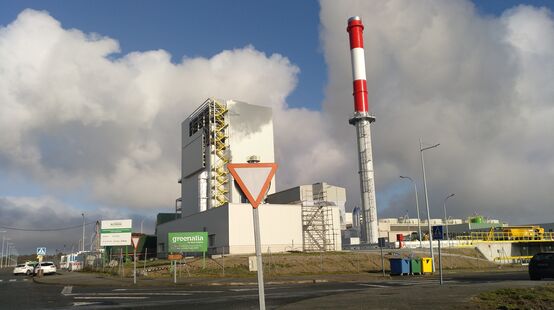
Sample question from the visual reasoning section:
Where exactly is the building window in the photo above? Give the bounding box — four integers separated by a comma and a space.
189, 108, 210, 137
209, 234, 215, 247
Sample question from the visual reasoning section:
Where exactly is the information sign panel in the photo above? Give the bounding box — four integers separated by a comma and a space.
168, 232, 208, 253
100, 219, 132, 246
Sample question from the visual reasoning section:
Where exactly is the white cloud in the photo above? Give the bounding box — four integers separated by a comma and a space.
0, 195, 152, 253
2, 1, 554, 231
0, 9, 304, 210
319, 0, 554, 223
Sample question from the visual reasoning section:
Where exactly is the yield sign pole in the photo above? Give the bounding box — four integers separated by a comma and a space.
227, 162, 277, 310
131, 236, 140, 285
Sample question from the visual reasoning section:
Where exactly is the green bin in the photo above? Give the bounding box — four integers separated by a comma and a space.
410, 258, 422, 275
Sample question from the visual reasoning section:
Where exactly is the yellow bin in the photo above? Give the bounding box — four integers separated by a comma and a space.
421, 257, 433, 274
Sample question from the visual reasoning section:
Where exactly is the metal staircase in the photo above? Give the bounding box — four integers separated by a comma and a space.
209, 98, 229, 208
301, 188, 336, 251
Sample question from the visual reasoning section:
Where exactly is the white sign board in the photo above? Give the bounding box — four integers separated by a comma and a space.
100, 219, 132, 246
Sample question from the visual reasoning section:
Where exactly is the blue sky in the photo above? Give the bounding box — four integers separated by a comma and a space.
3, 0, 550, 112
1, 0, 323, 109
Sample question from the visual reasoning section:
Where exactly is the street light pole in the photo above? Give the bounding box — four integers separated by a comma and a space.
420, 138, 440, 272
0, 231, 6, 269
3, 239, 11, 268
443, 193, 455, 242
6, 242, 11, 267
399, 176, 422, 248
82, 213, 85, 252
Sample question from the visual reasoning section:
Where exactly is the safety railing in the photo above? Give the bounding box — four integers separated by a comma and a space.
456, 231, 554, 242
493, 255, 533, 265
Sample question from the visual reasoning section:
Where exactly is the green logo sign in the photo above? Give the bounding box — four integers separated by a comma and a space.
168, 232, 208, 253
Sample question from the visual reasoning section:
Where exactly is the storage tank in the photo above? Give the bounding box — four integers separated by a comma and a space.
352, 206, 361, 228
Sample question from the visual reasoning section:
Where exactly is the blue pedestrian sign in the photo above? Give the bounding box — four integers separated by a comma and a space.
36, 247, 46, 255
432, 226, 444, 240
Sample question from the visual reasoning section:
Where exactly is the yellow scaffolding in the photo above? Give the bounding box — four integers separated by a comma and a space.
210, 98, 229, 208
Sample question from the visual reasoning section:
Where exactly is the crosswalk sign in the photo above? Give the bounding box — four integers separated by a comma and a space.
36, 247, 46, 255
432, 226, 443, 240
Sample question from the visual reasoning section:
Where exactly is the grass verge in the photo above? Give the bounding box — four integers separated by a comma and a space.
474, 284, 554, 310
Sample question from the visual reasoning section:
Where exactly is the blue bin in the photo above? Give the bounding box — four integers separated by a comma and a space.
389, 258, 410, 275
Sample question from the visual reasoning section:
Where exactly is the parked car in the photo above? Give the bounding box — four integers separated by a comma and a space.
34, 262, 57, 275
13, 262, 37, 276
529, 252, 554, 280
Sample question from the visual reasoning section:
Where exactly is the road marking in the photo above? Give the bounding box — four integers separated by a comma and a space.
0, 280, 3, 282
9, 279, 16, 282
23, 279, 28, 282
73, 292, 192, 296
73, 302, 103, 306
74, 296, 148, 300
110, 288, 221, 293
61, 286, 73, 296
230, 288, 258, 292
359, 284, 388, 288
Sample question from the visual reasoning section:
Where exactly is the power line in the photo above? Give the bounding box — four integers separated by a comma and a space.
0, 221, 96, 232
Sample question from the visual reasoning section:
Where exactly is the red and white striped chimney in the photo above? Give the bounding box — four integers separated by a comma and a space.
347, 16, 379, 244
347, 16, 368, 113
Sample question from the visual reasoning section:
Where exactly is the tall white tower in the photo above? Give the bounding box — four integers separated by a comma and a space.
347, 16, 379, 244
180, 98, 276, 217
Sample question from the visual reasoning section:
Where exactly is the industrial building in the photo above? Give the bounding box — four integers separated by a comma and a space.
266, 182, 343, 252
156, 98, 341, 256
376, 216, 505, 241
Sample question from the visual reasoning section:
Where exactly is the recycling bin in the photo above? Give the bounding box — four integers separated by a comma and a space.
410, 258, 422, 275
396, 234, 404, 248
389, 258, 410, 275
421, 257, 433, 274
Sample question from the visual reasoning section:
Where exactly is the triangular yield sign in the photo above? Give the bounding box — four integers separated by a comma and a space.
131, 237, 140, 250
227, 163, 278, 209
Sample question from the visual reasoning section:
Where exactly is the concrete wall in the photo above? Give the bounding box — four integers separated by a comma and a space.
228, 203, 303, 253
267, 182, 347, 230
156, 203, 304, 256
266, 186, 301, 204
475, 243, 516, 262
330, 206, 342, 251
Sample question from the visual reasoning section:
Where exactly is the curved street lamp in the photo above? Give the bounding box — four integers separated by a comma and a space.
420, 138, 440, 272
443, 193, 455, 242
399, 176, 422, 248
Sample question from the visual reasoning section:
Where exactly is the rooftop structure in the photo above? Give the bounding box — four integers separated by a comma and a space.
179, 98, 276, 217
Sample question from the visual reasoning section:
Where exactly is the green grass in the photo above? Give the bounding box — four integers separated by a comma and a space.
475, 284, 554, 310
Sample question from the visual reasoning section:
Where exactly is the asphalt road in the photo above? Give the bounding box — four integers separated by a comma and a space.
0, 267, 552, 309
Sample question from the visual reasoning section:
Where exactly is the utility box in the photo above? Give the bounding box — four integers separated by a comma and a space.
389, 258, 410, 275
248, 256, 257, 271
421, 257, 433, 274
410, 259, 422, 275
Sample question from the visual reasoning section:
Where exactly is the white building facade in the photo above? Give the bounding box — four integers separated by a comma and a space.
180, 98, 276, 216
158, 98, 339, 256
